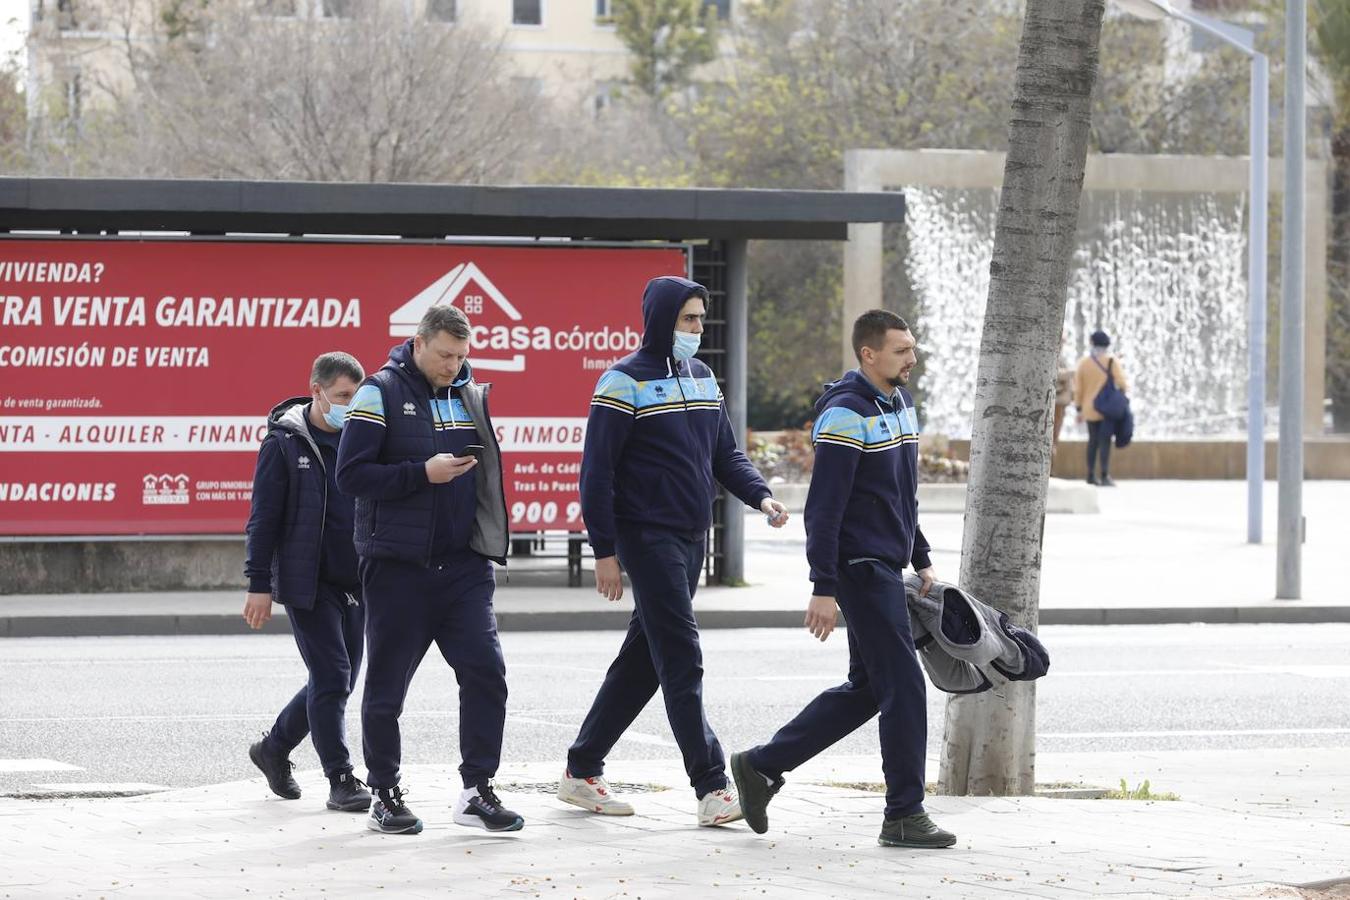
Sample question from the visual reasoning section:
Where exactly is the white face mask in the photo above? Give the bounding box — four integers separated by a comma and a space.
672, 330, 701, 361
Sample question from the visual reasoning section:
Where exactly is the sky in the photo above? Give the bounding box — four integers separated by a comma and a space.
2, 0, 27, 75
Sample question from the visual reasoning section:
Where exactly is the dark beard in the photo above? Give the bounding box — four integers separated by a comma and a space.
886, 373, 908, 388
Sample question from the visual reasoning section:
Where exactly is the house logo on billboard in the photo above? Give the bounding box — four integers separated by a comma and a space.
388, 262, 526, 372
142, 473, 190, 506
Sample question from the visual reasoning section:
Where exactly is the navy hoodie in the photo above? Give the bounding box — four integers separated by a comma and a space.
580, 275, 772, 558
243, 398, 359, 608
804, 369, 932, 597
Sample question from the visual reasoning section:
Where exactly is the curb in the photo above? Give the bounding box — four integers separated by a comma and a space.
4, 605, 1349, 637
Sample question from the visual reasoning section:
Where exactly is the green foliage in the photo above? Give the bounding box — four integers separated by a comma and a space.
160, 0, 213, 43
1091, 16, 1249, 155
1313, 0, 1350, 86
745, 240, 843, 428
1105, 779, 1179, 801
0, 58, 24, 166
1312, 0, 1350, 430
671, 0, 1252, 427
612, 0, 718, 99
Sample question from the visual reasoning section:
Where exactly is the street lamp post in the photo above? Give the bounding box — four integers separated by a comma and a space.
1276, 0, 1306, 598
1115, 0, 1268, 546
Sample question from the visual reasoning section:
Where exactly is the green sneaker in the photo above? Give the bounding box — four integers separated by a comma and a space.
878, 812, 957, 849
730, 751, 783, 835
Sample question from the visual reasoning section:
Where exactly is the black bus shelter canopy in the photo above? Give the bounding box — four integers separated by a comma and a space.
0, 178, 906, 241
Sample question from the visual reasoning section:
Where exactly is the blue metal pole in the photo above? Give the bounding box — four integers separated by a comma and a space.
1247, 52, 1269, 544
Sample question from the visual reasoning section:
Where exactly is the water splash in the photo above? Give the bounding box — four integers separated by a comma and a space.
904, 186, 1248, 439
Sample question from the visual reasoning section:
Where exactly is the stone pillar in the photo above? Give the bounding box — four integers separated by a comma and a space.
843, 151, 884, 372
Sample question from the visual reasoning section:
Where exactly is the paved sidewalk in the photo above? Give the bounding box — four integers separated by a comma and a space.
2, 752, 1346, 898
3, 481, 1347, 636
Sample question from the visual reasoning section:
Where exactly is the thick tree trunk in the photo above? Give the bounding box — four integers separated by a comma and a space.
938, 0, 1105, 796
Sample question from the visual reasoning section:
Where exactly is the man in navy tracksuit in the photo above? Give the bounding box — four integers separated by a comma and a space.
336, 304, 522, 836
730, 309, 958, 849
556, 275, 790, 827
243, 351, 372, 814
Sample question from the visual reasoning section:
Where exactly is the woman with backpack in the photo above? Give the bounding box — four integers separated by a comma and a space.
1074, 330, 1130, 486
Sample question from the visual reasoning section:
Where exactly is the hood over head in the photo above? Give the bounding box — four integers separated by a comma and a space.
639, 276, 708, 359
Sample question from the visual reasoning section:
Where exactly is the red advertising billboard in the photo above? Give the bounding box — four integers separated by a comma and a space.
0, 239, 688, 536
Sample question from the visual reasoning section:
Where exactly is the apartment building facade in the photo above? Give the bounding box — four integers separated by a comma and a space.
24, 0, 737, 125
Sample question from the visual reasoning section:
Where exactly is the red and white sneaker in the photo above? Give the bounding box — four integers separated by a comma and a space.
557, 770, 635, 816
697, 787, 744, 827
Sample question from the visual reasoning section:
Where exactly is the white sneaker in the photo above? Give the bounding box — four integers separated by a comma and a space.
698, 787, 744, 827
557, 770, 635, 816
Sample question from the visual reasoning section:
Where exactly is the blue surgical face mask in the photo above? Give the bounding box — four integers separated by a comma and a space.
672, 330, 701, 362
320, 389, 350, 430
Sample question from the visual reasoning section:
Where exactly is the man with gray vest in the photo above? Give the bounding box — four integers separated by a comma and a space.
336, 304, 521, 836
243, 351, 372, 815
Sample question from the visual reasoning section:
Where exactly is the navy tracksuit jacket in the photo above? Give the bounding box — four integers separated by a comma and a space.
243, 398, 364, 778
567, 276, 772, 798
336, 340, 508, 791
747, 369, 932, 819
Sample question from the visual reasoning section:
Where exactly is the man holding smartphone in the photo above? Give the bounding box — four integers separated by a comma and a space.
557, 275, 790, 826
336, 304, 520, 836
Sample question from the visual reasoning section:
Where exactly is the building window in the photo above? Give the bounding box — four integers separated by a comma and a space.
513, 76, 544, 99
63, 69, 83, 121
703, 0, 731, 20
427, 0, 457, 22
256, 0, 298, 16
321, 0, 356, 18
593, 80, 620, 117
512, 0, 542, 26
595, 0, 612, 19
55, 0, 80, 30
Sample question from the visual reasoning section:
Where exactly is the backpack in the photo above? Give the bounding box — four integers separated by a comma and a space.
1092, 356, 1129, 422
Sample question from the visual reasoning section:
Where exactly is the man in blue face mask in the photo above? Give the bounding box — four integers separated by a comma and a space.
558, 276, 789, 827
242, 351, 371, 816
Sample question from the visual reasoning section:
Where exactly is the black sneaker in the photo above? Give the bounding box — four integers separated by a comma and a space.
1086, 475, 1098, 485
730, 751, 783, 835
1099, 475, 1117, 487
453, 782, 524, 832
249, 735, 300, 800
367, 786, 423, 835
878, 812, 957, 849
326, 771, 372, 812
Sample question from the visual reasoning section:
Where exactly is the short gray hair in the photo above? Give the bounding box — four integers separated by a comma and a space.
417, 304, 471, 341
310, 351, 364, 387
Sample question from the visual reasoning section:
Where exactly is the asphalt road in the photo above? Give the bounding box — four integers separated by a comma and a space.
1, 623, 1347, 795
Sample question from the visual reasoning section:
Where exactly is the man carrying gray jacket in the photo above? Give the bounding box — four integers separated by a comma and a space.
730, 309, 956, 850
336, 304, 520, 837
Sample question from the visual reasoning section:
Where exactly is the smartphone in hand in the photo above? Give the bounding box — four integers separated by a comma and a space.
462, 444, 485, 462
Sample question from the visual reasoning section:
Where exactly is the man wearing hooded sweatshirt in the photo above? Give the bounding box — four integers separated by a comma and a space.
556, 275, 790, 827
730, 309, 957, 850
243, 351, 372, 815
336, 304, 522, 837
